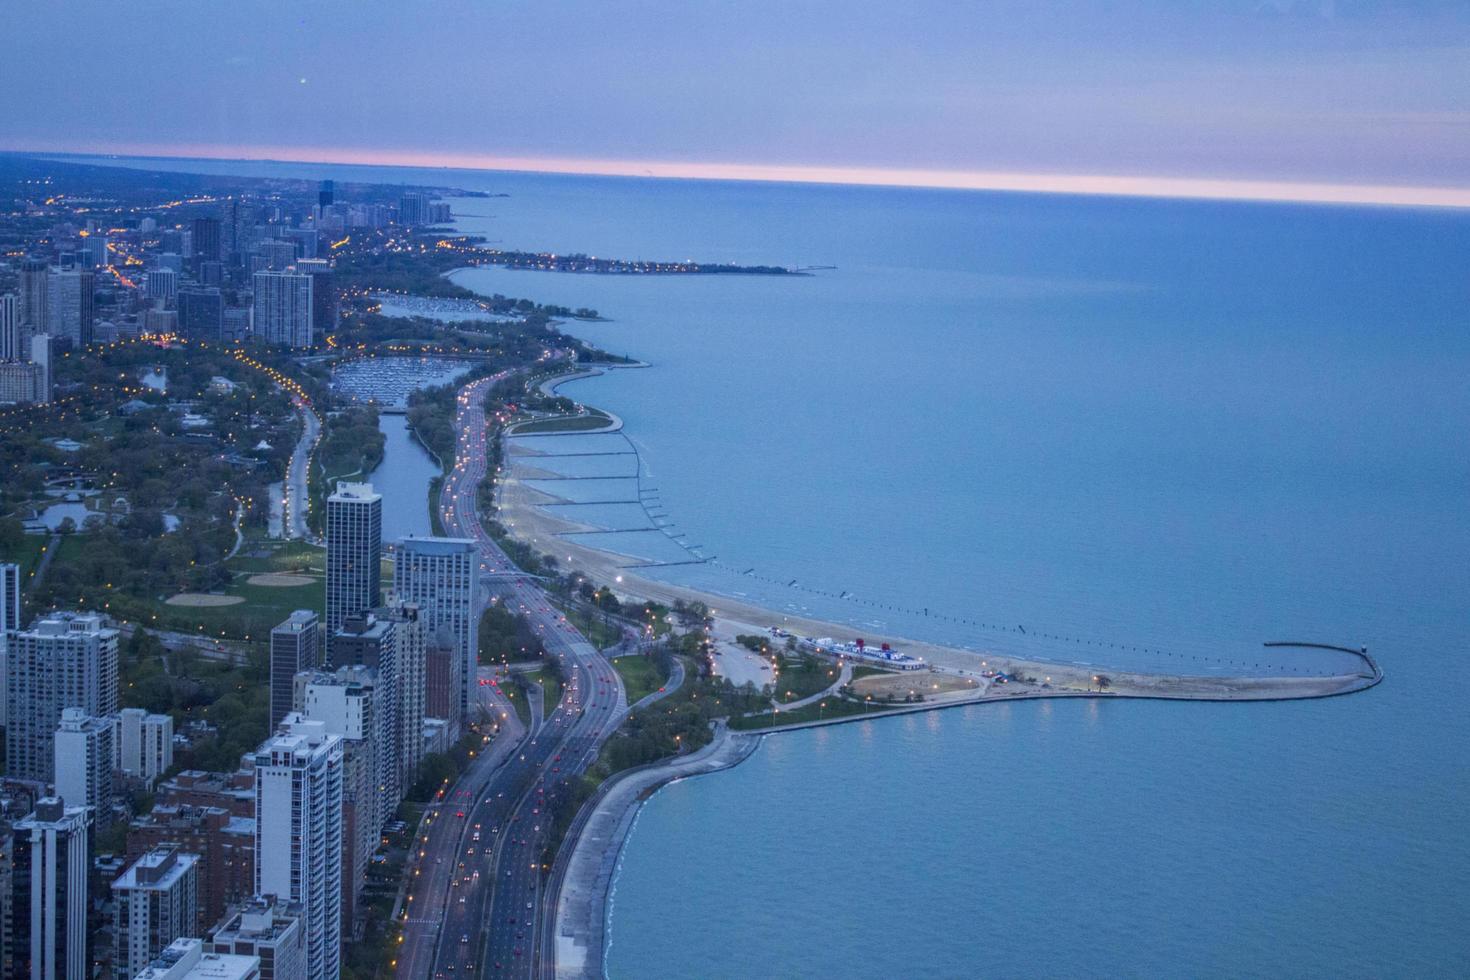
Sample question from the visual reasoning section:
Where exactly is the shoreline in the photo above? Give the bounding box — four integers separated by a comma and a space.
495, 367, 1380, 702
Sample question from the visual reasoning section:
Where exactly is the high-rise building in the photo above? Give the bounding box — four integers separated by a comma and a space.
328, 615, 398, 810
82, 233, 110, 270
393, 536, 479, 725
290, 259, 337, 335
317, 180, 333, 210
29, 333, 51, 404
146, 268, 180, 304
381, 600, 426, 786
127, 803, 254, 929
192, 217, 222, 263
115, 707, 175, 786
269, 611, 319, 730
294, 669, 377, 925
396, 193, 427, 226
178, 288, 224, 340
5, 611, 119, 783
254, 240, 297, 272
251, 271, 313, 348
253, 718, 342, 980
422, 629, 463, 737
207, 898, 305, 980
0, 561, 19, 729
46, 268, 94, 346
0, 359, 47, 406
112, 846, 200, 980
325, 483, 381, 653
157, 252, 185, 273
133, 937, 260, 980
12, 798, 89, 980
222, 307, 251, 343
17, 258, 49, 357
285, 228, 317, 261
0, 293, 19, 361
53, 708, 115, 827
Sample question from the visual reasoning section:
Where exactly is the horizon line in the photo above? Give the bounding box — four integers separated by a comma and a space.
15, 141, 1470, 210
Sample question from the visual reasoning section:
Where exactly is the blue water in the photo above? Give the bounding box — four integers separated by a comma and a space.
83, 156, 1470, 976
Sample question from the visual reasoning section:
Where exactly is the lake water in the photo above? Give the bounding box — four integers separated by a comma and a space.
90, 156, 1470, 976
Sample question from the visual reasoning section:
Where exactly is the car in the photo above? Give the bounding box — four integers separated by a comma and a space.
461, 934, 469, 944
526, 901, 533, 910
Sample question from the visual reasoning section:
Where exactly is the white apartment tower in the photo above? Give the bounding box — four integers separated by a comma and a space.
251, 270, 313, 348
5, 611, 119, 782
13, 798, 89, 980
253, 717, 343, 980
112, 846, 200, 980
392, 536, 479, 725
324, 483, 381, 653
115, 707, 175, 786
53, 708, 115, 826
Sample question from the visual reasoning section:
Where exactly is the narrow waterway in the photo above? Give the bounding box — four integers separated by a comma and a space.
371, 415, 441, 545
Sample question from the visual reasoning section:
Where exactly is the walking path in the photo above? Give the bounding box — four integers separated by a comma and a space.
772, 660, 853, 713
550, 723, 759, 979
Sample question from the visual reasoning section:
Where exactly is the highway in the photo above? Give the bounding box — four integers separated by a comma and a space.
417, 373, 629, 979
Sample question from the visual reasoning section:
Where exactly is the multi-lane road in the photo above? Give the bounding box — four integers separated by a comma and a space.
406, 373, 629, 979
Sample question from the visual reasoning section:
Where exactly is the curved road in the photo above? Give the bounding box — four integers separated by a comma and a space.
417, 373, 628, 980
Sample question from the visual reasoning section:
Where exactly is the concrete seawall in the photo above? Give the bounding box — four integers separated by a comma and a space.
549, 725, 759, 979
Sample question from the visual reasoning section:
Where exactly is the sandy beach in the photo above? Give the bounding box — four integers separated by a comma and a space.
497, 427, 1378, 702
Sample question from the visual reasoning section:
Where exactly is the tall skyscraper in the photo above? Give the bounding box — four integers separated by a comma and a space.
178, 287, 224, 340
290, 259, 337, 335
328, 613, 398, 812
393, 536, 479, 725
5, 611, 119, 782
254, 240, 297, 272
294, 668, 378, 925
191, 216, 222, 263
18, 258, 49, 356
269, 611, 319, 730
112, 846, 199, 980
0, 561, 19, 729
115, 707, 175, 786
381, 600, 426, 787
207, 898, 306, 980
0, 293, 18, 361
318, 180, 334, 209
12, 798, 89, 980
396, 193, 426, 226
253, 718, 342, 980
82, 233, 110, 270
53, 709, 115, 827
46, 268, 94, 347
251, 270, 313, 348
325, 483, 381, 652
29, 333, 51, 404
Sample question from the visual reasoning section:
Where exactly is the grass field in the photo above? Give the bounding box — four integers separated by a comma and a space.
510, 411, 611, 435
612, 654, 669, 704
729, 696, 875, 731
771, 655, 844, 703
126, 536, 327, 639
0, 533, 49, 581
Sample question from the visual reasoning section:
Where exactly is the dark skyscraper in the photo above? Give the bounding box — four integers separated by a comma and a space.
319, 180, 334, 209
190, 216, 222, 263
178, 287, 224, 340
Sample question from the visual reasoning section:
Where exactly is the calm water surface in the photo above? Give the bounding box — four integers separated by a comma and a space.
94, 156, 1470, 976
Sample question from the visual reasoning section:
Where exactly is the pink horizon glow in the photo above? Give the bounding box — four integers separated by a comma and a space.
18, 140, 1470, 210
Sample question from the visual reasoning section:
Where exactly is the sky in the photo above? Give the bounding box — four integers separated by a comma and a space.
3, 1, 1468, 202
